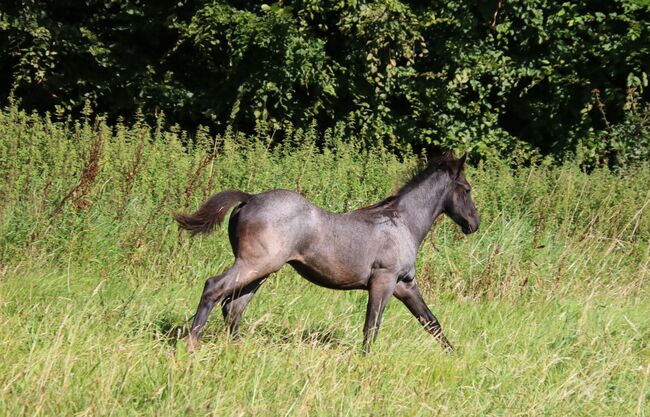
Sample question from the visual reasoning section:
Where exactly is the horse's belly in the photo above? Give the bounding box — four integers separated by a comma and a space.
288, 260, 368, 290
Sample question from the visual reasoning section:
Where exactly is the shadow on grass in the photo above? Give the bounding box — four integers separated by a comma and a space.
153, 315, 190, 346
151, 313, 352, 350
251, 323, 351, 349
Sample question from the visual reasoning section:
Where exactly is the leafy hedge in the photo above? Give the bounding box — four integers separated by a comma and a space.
1, 1, 649, 165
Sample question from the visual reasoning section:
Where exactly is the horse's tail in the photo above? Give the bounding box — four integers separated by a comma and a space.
174, 189, 253, 236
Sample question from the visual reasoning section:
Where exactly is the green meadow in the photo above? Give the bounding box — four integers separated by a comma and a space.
1, 107, 648, 416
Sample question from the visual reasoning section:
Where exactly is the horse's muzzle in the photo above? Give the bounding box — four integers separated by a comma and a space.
462, 219, 480, 234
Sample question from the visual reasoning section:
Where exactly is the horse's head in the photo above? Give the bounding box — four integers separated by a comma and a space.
443, 154, 480, 234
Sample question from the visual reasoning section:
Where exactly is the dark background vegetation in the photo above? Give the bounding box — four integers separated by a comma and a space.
1, 0, 649, 165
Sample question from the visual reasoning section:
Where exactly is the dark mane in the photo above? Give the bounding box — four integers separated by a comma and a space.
356, 153, 457, 214
393, 153, 457, 198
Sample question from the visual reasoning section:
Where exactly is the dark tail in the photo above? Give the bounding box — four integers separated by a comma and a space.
174, 189, 252, 235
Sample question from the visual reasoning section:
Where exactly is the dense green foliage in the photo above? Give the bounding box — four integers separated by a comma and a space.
1, 1, 649, 164
1, 108, 648, 415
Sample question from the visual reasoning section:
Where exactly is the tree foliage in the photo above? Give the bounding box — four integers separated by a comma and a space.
1, 0, 649, 165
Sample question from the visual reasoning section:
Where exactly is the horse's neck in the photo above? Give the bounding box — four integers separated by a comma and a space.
396, 173, 448, 245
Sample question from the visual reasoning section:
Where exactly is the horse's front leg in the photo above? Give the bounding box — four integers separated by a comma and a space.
362, 273, 397, 353
394, 280, 454, 352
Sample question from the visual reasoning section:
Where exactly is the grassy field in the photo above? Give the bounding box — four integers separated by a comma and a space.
1, 107, 649, 416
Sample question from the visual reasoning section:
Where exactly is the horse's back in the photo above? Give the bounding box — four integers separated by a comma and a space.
239, 189, 319, 221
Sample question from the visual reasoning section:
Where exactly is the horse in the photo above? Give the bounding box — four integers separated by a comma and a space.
175, 153, 480, 352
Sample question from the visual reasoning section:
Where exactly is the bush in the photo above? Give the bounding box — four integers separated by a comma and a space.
1, 1, 649, 164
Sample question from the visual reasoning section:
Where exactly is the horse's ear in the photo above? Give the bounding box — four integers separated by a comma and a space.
455, 153, 467, 178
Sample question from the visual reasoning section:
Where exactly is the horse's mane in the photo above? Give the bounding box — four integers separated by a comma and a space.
356, 152, 457, 215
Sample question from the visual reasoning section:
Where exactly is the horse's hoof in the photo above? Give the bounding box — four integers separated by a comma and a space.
187, 336, 200, 352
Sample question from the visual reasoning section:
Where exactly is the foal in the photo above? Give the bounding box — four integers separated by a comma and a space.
175, 153, 480, 352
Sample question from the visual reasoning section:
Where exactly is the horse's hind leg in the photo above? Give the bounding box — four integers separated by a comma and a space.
394, 280, 453, 352
188, 261, 271, 348
221, 276, 267, 338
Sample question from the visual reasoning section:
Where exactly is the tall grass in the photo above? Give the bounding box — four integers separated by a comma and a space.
0, 106, 648, 416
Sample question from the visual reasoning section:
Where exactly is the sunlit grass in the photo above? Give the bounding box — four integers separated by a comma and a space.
1, 267, 648, 416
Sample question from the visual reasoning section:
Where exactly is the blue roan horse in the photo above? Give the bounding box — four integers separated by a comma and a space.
175, 153, 480, 352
